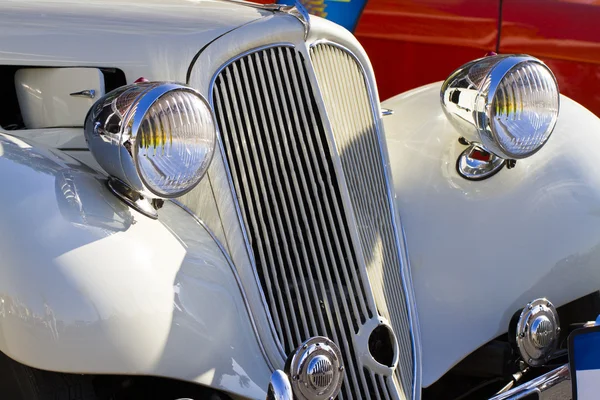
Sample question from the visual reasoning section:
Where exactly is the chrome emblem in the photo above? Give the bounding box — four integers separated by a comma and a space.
307, 355, 334, 389
516, 298, 560, 366
286, 336, 344, 400
531, 315, 554, 348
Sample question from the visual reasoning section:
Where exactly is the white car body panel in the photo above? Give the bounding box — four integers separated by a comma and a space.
0, 0, 265, 73
383, 82, 600, 387
0, 134, 271, 399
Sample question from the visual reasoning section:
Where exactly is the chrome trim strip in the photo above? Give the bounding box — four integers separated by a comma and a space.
279, 2, 310, 40
309, 39, 423, 400
207, 43, 297, 361
489, 364, 570, 400
381, 108, 394, 116
217, 0, 310, 39
169, 199, 276, 371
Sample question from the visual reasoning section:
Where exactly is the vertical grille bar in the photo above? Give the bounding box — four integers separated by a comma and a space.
310, 42, 414, 398
213, 45, 378, 399
212, 43, 414, 400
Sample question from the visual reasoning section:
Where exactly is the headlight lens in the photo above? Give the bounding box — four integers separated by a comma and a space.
441, 55, 559, 159
489, 62, 559, 158
85, 82, 216, 198
135, 90, 215, 197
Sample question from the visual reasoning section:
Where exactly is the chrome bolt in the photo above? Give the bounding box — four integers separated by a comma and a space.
528, 304, 533, 310
528, 358, 533, 364
339, 366, 344, 372
303, 344, 308, 349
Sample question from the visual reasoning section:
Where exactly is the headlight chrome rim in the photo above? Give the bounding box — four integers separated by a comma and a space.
441, 54, 560, 161
129, 83, 217, 198
84, 81, 217, 202
482, 56, 560, 159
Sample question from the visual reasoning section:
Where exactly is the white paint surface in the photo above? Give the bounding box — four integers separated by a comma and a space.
383, 82, 600, 387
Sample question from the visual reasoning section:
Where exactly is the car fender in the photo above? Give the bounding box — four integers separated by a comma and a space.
382, 83, 600, 387
0, 134, 271, 399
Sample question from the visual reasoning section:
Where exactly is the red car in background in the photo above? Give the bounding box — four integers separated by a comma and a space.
355, 0, 600, 116
255, 0, 600, 116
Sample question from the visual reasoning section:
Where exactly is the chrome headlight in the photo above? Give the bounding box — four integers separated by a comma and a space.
441, 55, 559, 159
85, 82, 216, 200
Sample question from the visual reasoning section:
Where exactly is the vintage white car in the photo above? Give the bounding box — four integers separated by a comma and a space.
1, 0, 599, 399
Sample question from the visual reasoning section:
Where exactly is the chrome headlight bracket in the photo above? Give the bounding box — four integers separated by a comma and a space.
107, 177, 160, 219
456, 139, 507, 181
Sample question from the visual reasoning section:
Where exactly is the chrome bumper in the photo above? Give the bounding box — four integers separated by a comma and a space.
489, 364, 571, 400
268, 364, 571, 400
266, 370, 293, 400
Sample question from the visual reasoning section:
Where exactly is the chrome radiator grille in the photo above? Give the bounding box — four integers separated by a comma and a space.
212, 44, 413, 399
310, 42, 414, 397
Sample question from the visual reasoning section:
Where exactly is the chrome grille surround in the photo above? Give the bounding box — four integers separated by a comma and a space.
210, 42, 418, 400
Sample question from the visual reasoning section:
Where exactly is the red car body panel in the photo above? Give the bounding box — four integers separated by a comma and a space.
354, 0, 499, 101
500, 0, 600, 116
252, 0, 600, 115
356, 0, 600, 115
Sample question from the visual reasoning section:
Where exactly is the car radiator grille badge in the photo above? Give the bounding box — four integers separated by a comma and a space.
515, 298, 560, 367
286, 337, 344, 400
308, 356, 334, 389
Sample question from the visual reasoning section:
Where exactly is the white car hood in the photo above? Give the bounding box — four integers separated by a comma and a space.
0, 0, 268, 82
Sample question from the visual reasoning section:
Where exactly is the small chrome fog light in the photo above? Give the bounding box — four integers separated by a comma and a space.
84, 82, 216, 218
441, 55, 559, 178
